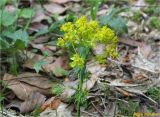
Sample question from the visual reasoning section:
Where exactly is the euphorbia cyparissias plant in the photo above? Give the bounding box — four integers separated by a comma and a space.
57, 16, 118, 66
57, 16, 118, 116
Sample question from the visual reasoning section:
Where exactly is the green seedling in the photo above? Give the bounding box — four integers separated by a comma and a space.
132, 10, 142, 23
146, 87, 160, 103
149, 16, 160, 30
86, 0, 105, 20
145, 0, 157, 4
52, 84, 65, 96
117, 100, 139, 116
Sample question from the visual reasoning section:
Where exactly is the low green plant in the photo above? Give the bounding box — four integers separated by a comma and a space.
57, 16, 118, 116
0, 91, 5, 109
149, 16, 160, 30
146, 87, 160, 103
145, 0, 157, 4
132, 10, 142, 23
86, 0, 106, 20
52, 84, 65, 96
52, 66, 69, 77
100, 6, 128, 34
34, 51, 49, 73
144, 6, 160, 16
0, 0, 34, 75
117, 100, 139, 116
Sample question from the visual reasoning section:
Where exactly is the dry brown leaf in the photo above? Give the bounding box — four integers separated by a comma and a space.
61, 74, 98, 100
30, 43, 57, 54
115, 87, 132, 97
122, 79, 134, 84
119, 38, 140, 47
23, 51, 69, 74
20, 92, 46, 113
29, 22, 48, 32
49, 0, 80, 4
32, 5, 50, 23
3, 73, 55, 100
23, 52, 56, 70
43, 56, 69, 73
6, 92, 46, 114
124, 88, 157, 104
87, 60, 106, 76
131, 50, 160, 73
33, 35, 50, 44
44, 3, 67, 14
46, 45, 57, 51
109, 79, 139, 87
40, 103, 72, 117
138, 44, 152, 59
104, 102, 118, 117
41, 97, 61, 112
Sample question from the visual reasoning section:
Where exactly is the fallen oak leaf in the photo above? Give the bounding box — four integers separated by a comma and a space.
40, 97, 61, 112
23, 51, 69, 75
138, 44, 152, 59
61, 74, 98, 101
3, 73, 56, 100
6, 92, 46, 114
43, 56, 69, 73
44, 3, 67, 15
32, 5, 50, 23
23, 51, 55, 70
40, 103, 72, 117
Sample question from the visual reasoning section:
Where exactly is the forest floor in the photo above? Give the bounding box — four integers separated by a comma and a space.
0, 0, 160, 117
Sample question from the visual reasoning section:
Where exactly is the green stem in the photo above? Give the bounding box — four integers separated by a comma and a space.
77, 67, 86, 117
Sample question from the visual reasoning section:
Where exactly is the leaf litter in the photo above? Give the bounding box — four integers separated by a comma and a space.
1, 0, 160, 116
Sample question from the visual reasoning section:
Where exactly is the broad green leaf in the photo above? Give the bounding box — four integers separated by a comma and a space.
0, 10, 18, 26
3, 29, 29, 46
107, 6, 127, 18
107, 17, 128, 34
34, 60, 47, 73
0, 37, 10, 49
20, 8, 35, 18
100, 7, 128, 34
0, 0, 7, 8
49, 19, 64, 32
12, 39, 26, 50
77, 46, 90, 59
34, 28, 49, 37
8, 56, 18, 75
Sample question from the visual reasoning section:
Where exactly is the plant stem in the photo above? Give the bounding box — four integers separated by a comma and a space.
77, 67, 86, 117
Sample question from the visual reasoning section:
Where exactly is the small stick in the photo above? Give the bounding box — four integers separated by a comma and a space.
91, 101, 104, 117
81, 110, 97, 117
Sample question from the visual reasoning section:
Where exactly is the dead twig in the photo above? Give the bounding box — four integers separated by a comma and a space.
91, 101, 104, 117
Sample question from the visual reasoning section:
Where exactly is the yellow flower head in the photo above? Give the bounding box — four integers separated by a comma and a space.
75, 16, 87, 28
57, 16, 119, 65
61, 22, 74, 32
70, 54, 84, 68
57, 37, 66, 47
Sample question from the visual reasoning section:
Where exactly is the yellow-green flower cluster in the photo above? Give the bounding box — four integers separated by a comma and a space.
70, 54, 84, 68
57, 16, 118, 67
